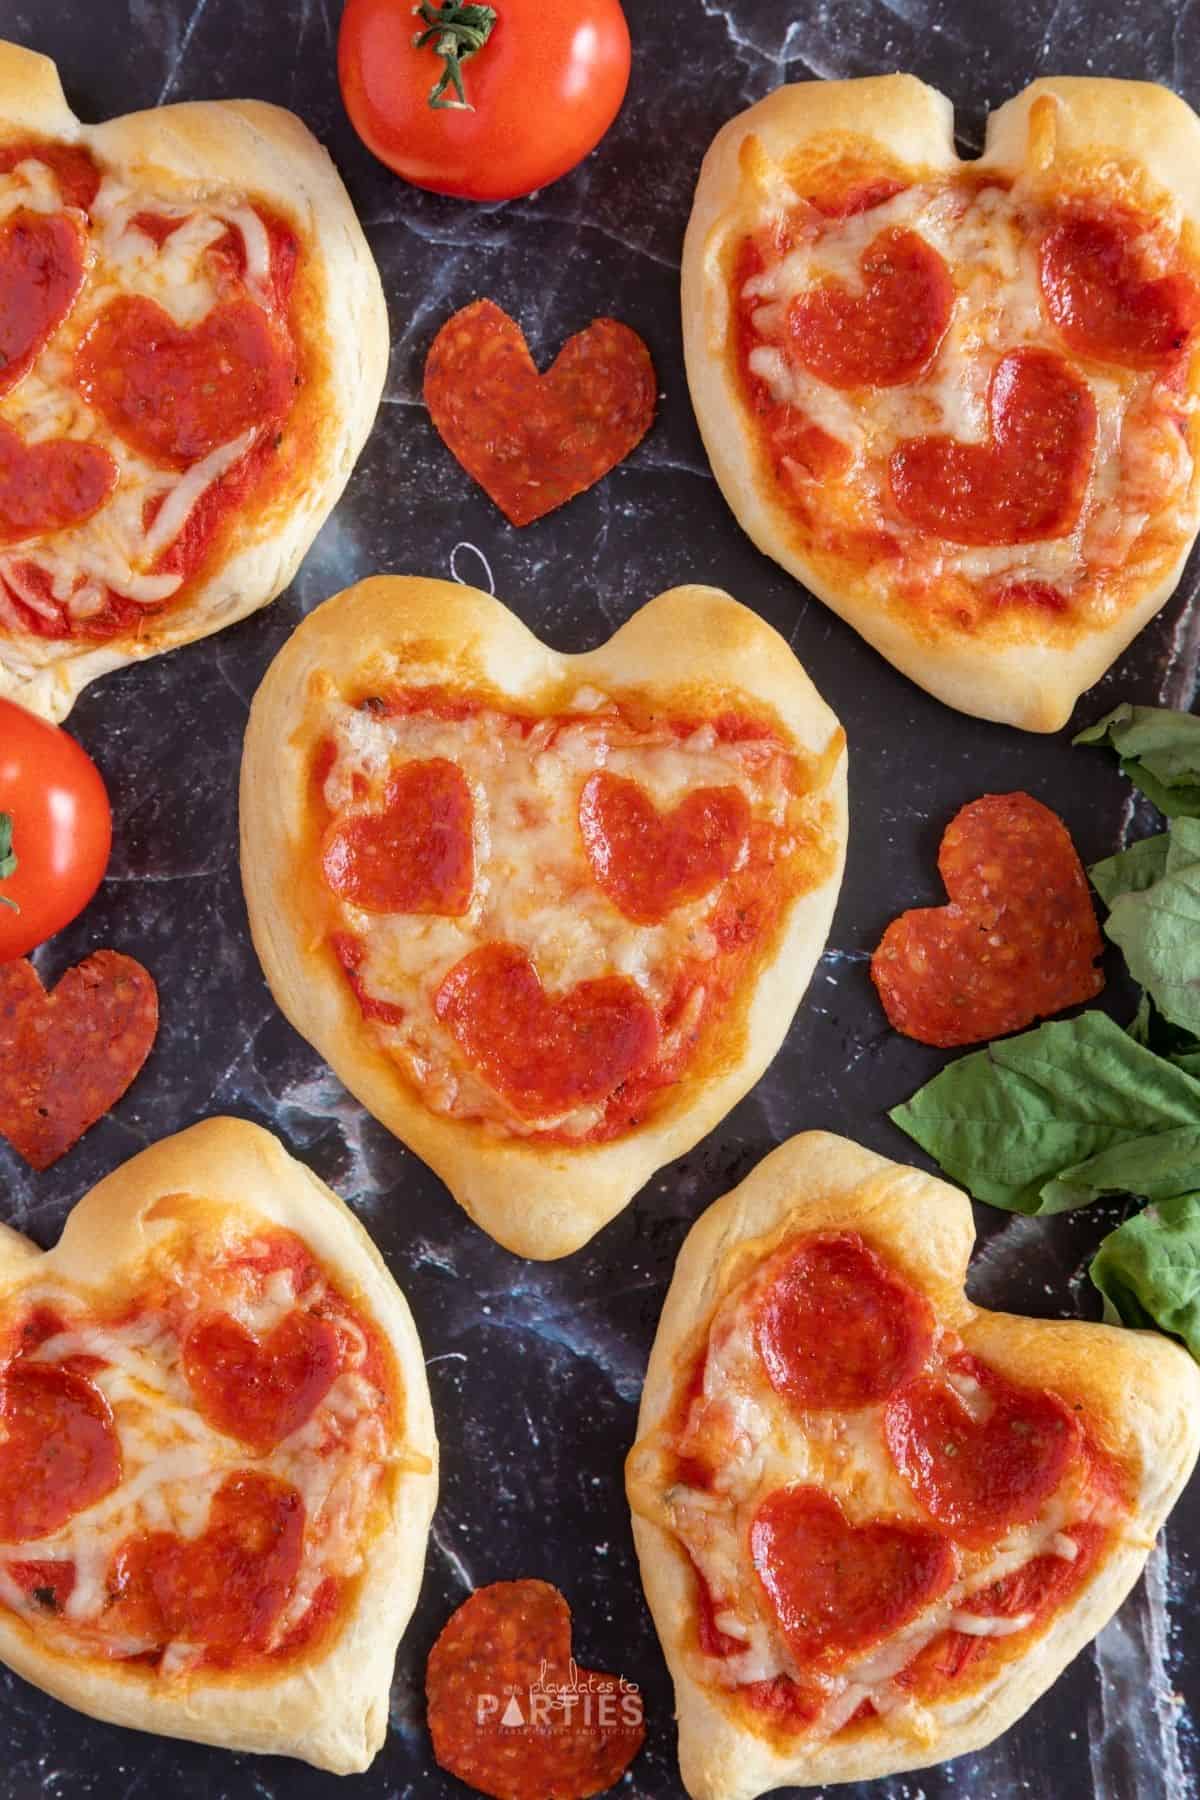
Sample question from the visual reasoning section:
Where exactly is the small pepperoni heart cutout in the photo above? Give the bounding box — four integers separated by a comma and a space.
787, 225, 954, 388
75, 294, 295, 469
182, 1309, 342, 1453
0, 210, 86, 398
884, 1354, 1082, 1548
1040, 209, 1200, 368
0, 420, 116, 543
108, 1470, 305, 1652
322, 757, 475, 916
435, 941, 659, 1119
871, 791, 1103, 1047
579, 771, 750, 924
751, 1486, 956, 1670
0, 1362, 121, 1542
424, 298, 656, 527
889, 347, 1096, 544
427, 1579, 645, 1800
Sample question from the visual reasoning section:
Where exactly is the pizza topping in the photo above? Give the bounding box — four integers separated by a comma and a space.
0, 420, 117, 543
883, 1355, 1083, 1547
182, 1310, 343, 1453
426, 1579, 645, 1800
0, 1363, 120, 1543
578, 770, 750, 924
74, 295, 296, 471
0, 142, 100, 213
435, 941, 660, 1119
1040, 209, 1200, 368
786, 226, 954, 388
871, 791, 1104, 1047
424, 298, 656, 526
889, 347, 1096, 545
0, 211, 87, 398
753, 1231, 935, 1410
322, 756, 475, 915
0, 951, 158, 1168
750, 1487, 957, 1670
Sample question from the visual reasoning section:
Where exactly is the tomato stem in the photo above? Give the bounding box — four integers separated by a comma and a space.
412, 1, 498, 111
0, 812, 17, 913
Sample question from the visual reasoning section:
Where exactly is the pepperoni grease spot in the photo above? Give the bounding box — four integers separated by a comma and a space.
0, 420, 116, 543
787, 226, 954, 389
182, 1310, 342, 1453
884, 1353, 1082, 1547
322, 757, 476, 917
578, 771, 750, 924
0, 1362, 120, 1542
1040, 210, 1200, 368
0, 210, 86, 397
889, 347, 1096, 545
434, 941, 659, 1118
750, 1486, 956, 1669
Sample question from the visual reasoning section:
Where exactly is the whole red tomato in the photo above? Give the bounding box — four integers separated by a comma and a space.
338, 0, 631, 201
0, 700, 111, 961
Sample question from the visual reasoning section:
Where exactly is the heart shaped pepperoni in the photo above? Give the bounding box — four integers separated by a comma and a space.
75, 295, 296, 469
424, 299, 656, 526
0, 420, 116, 543
871, 791, 1103, 1047
751, 1486, 956, 1669
889, 347, 1096, 545
108, 1470, 305, 1653
427, 1579, 645, 1800
322, 757, 475, 916
0, 211, 86, 398
578, 771, 750, 924
787, 225, 954, 387
435, 941, 659, 1119
884, 1354, 1082, 1548
0, 1362, 120, 1542
1040, 209, 1200, 368
0, 952, 159, 1169
182, 1309, 342, 1453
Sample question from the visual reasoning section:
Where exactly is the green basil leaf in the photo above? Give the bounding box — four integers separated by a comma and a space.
1074, 703, 1200, 816
1104, 845, 1200, 1039
1174, 1050, 1200, 1080
1089, 832, 1169, 907
0, 811, 16, 912
1090, 1193, 1200, 1359
889, 1012, 1200, 1214
1040, 1125, 1200, 1212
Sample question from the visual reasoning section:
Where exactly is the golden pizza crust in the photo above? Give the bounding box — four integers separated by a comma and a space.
626, 1131, 1200, 1797
239, 575, 848, 1259
0, 40, 387, 720
683, 75, 1200, 732
0, 1116, 438, 1773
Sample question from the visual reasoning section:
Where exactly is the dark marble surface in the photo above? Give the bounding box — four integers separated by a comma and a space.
0, 1, 1197, 1796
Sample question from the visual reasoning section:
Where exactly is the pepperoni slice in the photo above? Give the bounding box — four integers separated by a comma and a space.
753, 1231, 935, 1411
750, 1486, 956, 1669
889, 347, 1096, 545
182, 1310, 341, 1453
75, 295, 296, 469
427, 1579, 645, 1800
884, 1354, 1082, 1548
0, 420, 116, 543
1040, 210, 1200, 368
871, 791, 1103, 1047
0, 210, 86, 398
0, 142, 100, 213
434, 942, 659, 1119
322, 758, 475, 916
578, 771, 750, 924
787, 226, 954, 388
424, 298, 657, 527
108, 1470, 304, 1654
0, 1362, 120, 1542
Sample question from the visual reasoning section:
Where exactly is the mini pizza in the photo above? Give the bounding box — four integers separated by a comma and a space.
0, 1116, 437, 1772
0, 40, 386, 720
683, 75, 1200, 731
239, 576, 847, 1259
627, 1132, 1200, 1797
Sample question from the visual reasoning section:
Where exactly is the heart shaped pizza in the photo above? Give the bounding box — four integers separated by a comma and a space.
0, 1117, 437, 1772
626, 1132, 1200, 1796
239, 576, 847, 1258
0, 39, 386, 720
683, 75, 1200, 731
